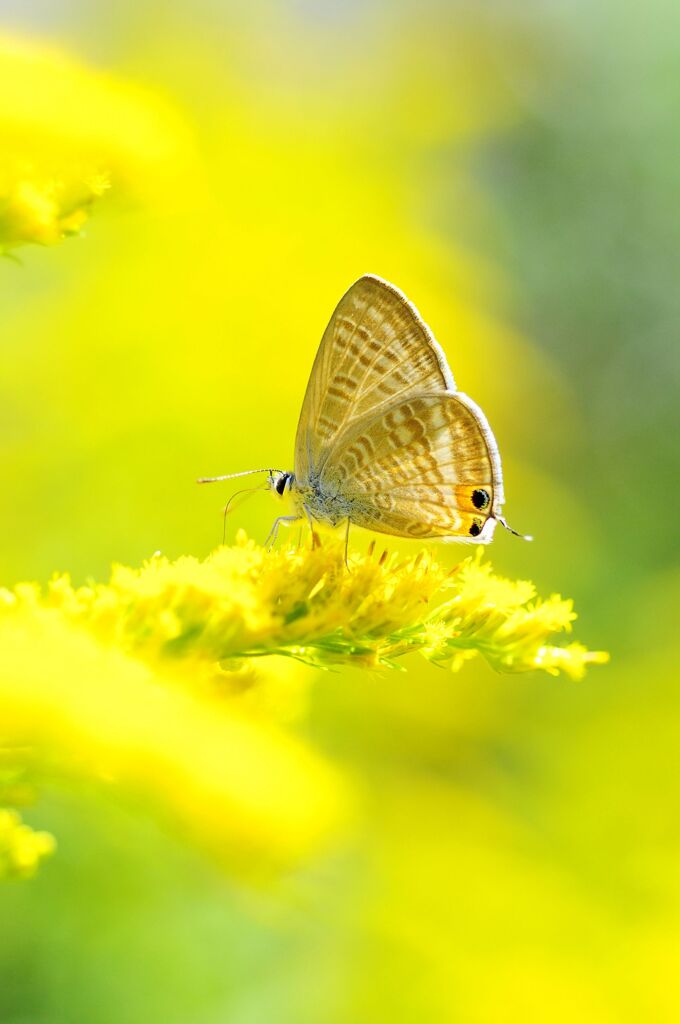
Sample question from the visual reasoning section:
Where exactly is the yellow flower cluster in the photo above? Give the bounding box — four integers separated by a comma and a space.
31, 532, 607, 678
0, 534, 607, 879
0, 163, 109, 249
0, 808, 55, 880
0, 34, 194, 250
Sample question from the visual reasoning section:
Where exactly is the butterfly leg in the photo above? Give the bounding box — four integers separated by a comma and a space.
302, 504, 321, 549
264, 515, 300, 550
343, 518, 352, 573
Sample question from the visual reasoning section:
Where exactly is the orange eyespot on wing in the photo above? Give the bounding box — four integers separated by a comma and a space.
319, 391, 503, 541
341, 495, 494, 542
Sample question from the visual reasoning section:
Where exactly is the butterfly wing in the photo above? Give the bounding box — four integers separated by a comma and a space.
319, 392, 504, 542
295, 275, 454, 482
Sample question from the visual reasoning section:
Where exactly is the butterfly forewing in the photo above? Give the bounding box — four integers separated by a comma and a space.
319, 392, 502, 541
295, 275, 454, 481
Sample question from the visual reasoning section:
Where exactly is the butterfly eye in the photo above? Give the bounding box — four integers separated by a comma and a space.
472, 489, 490, 511
275, 474, 288, 496
469, 520, 482, 537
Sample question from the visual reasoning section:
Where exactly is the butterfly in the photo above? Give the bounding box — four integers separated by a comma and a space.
199, 275, 529, 549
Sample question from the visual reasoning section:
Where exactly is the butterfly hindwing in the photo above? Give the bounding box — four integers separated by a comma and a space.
319, 392, 503, 542
294, 275, 454, 481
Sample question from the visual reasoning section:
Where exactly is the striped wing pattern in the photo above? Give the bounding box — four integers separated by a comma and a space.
294, 275, 454, 481
320, 392, 501, 540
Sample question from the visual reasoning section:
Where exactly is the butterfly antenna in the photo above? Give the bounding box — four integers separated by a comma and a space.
497, 516, 533, 542
197, 468, 281, 484
221, 484, 268, 545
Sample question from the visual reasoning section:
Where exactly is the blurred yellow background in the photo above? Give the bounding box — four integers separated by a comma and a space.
1, 1, 678, 1021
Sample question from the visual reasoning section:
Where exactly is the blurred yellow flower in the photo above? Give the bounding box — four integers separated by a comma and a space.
0, 808, 55, 880
0, 33, 195, 249
0, 163, 110, 248
0, 600, 348, 876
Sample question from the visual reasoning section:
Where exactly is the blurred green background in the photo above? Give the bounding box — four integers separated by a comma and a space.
1, 0, 679, 1021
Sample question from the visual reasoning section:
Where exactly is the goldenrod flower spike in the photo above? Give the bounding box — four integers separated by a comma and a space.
0, 534, 607, 880
29, 532, 607, 678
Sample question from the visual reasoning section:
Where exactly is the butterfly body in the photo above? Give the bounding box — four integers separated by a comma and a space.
290, 477, 359, 529
202, 275, 528, 546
